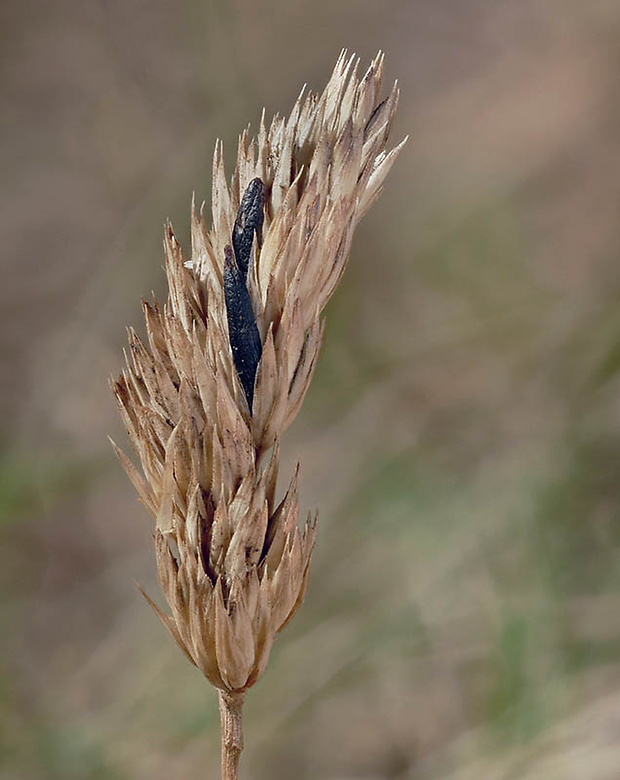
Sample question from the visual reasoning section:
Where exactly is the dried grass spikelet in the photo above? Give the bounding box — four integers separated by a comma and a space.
112, 51, 404, 707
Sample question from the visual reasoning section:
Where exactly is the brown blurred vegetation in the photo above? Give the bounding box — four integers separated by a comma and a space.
3, 1, 620, 778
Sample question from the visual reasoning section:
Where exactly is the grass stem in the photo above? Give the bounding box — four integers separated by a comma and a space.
218, 690, 245, 779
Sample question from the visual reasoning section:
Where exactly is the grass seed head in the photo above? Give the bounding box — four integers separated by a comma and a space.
112, 50, 404, 693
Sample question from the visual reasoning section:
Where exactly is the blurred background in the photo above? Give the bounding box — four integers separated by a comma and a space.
3, 1, 620, 778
